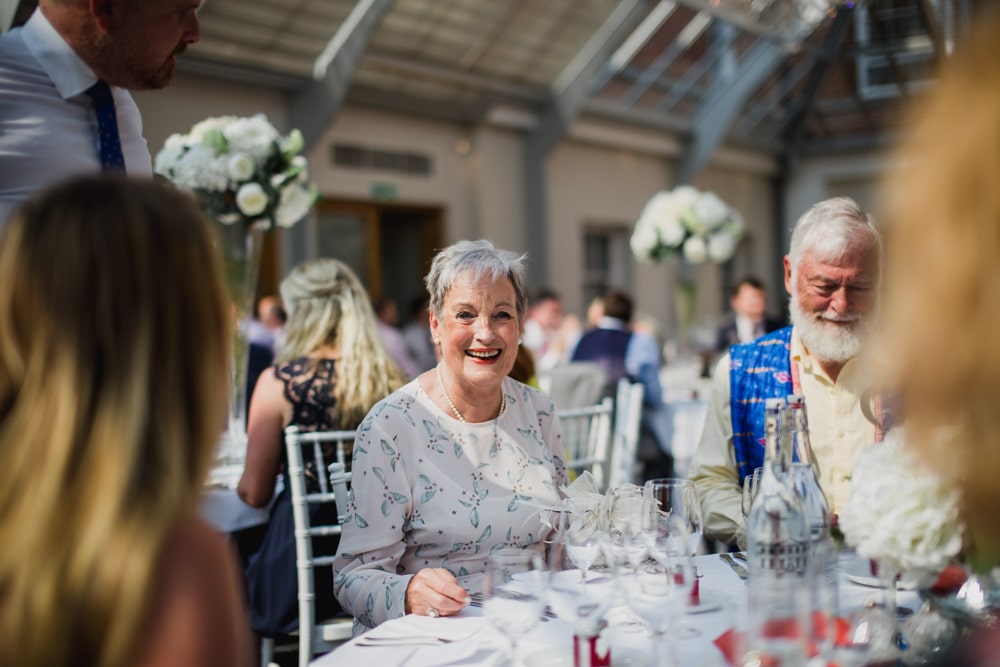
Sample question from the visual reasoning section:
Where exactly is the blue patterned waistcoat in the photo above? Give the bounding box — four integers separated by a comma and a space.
729, 326, 794, 483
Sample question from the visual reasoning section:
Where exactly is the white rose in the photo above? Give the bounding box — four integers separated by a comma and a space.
275, 184, 313, 228
693, 191, 730, 232
630, 225, 660, 261
188, 115, 237, 142
635, 191, 687, 249
659, 217, 686, 247
227, 153, 256, 182
236, 182, 269, 217
682, 236, 707, 264
707, 232, 736, 263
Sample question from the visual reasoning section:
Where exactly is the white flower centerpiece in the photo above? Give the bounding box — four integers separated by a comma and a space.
154, 113, 317, 230
839, 430, 965, 583
154, 114, 319, 461
630, 185, 745, 265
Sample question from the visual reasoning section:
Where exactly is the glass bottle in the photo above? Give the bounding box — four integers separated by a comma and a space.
746, 397, 809, 579
786, 394, 839, 659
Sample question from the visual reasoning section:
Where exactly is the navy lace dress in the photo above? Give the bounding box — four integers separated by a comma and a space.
244, 357, 346, 637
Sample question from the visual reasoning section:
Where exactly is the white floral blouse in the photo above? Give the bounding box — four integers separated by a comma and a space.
333, 376, 567, 628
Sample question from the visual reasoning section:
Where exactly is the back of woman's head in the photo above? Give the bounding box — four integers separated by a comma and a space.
279, 258, 405, 426
0, 176, 229, 666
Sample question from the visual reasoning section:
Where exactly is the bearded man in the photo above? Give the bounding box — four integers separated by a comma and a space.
690, 196, 882, 546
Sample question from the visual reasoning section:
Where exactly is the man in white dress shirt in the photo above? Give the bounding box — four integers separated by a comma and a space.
0, 0, 201, 225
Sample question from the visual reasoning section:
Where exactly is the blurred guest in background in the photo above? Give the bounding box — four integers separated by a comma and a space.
879, 10, 1000, 662
571, 288, 672, 480
0, 176, 249, 666
402, 294, 437, 373
0, 0, 201, 225
690, 197, 881, 547
374, 296, 423, 379
238, 259, 405, 639
523, 287, 575, 372
715, 276, 784, 352
334, 240, 566, 629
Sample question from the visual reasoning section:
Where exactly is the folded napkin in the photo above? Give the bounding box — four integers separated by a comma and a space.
362, 615, 483, 643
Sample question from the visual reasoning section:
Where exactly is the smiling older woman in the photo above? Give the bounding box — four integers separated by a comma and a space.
333, 239, 567, 629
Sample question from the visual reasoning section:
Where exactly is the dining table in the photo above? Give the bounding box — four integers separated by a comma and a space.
309, 551, 922, 667
200, 462, 278, 533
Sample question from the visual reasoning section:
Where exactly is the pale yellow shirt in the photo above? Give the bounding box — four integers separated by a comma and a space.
689, 329, 876, 545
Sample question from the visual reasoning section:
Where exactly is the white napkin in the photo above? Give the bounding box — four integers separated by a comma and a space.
362, 615, 483, 643
403, 638, 506, 667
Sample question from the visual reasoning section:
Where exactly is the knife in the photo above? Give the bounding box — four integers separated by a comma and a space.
720, 553, 748, 579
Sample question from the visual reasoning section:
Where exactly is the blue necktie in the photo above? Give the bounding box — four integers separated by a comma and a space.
85, 80, 126, 172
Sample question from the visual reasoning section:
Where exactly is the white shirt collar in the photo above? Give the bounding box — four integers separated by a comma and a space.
23, 9, 98, 99
596, 316, 628, 332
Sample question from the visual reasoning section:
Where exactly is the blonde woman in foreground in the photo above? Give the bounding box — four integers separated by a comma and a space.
879, 6, 1000, 663
0, 177, 251, 666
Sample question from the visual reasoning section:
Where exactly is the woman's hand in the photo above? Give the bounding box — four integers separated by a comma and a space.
404, 568, 469, 617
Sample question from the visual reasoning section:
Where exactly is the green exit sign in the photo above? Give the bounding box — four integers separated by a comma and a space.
370, 181, 397, 200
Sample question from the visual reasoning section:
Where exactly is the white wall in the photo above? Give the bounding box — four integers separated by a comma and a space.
137, 71, 882, 349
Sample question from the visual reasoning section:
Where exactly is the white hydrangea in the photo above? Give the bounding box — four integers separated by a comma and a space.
223, 114, 279, 162
188, 115, 238, 143
170, 144, 228, 192
629, 186, 742, 265
839, 430, 965, 579
707, 231, 737, 263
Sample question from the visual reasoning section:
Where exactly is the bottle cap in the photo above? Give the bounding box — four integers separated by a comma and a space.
786, 394, 804, 408
765, 397, 786, 410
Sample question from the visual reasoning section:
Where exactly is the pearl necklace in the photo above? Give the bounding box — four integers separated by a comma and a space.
436, 365, 506, 423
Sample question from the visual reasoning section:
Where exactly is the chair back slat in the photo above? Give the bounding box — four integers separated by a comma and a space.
282, 425, 355, 667
558, 397, 614, 491
608, 379, 644, 488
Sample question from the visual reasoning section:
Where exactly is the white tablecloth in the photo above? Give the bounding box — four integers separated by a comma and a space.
310, 552, 919, 667
199, 464, 278, 533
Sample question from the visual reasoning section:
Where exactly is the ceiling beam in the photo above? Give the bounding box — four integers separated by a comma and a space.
673, 35, 782, 185
290, 0, 396, 151
782, 6, 852, 157
522, 0, 655, 286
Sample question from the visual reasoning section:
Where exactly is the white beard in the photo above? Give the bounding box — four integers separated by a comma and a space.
789, 296, 869, 364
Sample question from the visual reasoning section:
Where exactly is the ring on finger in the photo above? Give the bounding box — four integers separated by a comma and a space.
427, 607, 440, 618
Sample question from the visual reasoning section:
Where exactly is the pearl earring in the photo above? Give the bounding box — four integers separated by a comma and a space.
518, 338, 523, 345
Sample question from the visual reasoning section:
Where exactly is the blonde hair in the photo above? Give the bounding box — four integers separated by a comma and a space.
880, 8, 1000, 559
0, 177, 230, 666
278, 258, 405, 427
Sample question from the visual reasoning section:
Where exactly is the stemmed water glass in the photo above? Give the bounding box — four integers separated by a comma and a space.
546, 511, 616, 636
603, 483, 649, 570
482, 548, 546, 665
644, 478, 704, 557
614, 529, 694, 667
740, 467, 763, 550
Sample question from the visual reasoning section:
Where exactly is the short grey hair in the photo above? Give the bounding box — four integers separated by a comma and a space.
788, 196, 882, 275
425, 240, 528, 320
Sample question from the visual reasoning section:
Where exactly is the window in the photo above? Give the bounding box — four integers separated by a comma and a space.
583, 227, 632, 307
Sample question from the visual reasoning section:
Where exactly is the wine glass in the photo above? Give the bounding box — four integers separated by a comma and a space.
614, 543, 692, 666
482, 548, 546, 665
643, 507, 702, 640
558, 500, 605, 586
546, 515, 616, 636
741, 467, 763, 521
603, 483, 649, 570
645, 478, 704, 557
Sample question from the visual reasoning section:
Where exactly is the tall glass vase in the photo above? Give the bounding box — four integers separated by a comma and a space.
214, 220, 264, 464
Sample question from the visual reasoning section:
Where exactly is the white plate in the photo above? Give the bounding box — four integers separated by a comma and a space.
842, 557, 917, 590
523, 647, 573, 667
685, 587, 728, 614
